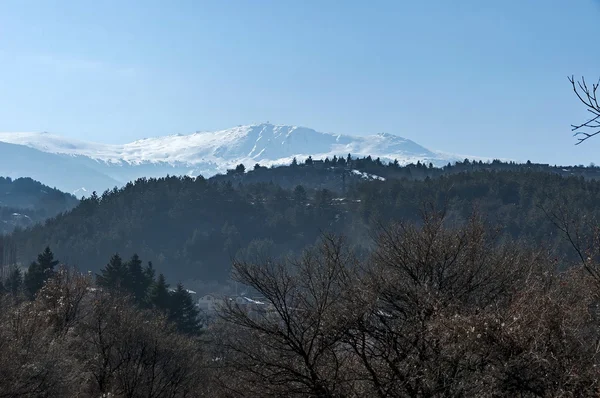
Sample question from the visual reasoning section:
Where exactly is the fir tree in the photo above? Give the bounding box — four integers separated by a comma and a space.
38, 246, 60, 269
24, 246, 59, 299
143, 261, 155, 288
97, 253, 128, 291
5, 265, 23, 297
169, 282, 201, 335
149, 273, 171, 312
235, 163, 246, 173
125, 254, 146, 304
293, 185, 307, 204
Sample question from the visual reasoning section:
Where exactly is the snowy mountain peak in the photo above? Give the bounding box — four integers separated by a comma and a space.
0, 123, 465, 193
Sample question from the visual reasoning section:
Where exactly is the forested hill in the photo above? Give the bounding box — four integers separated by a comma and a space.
7, 159, 600, 286
211, 156, 600, 190
0, 177, 78, 234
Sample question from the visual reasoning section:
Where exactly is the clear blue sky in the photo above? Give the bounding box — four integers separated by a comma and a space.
0, 0, 599, 165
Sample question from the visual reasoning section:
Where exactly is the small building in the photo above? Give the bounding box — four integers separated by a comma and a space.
197, 293, 224, 313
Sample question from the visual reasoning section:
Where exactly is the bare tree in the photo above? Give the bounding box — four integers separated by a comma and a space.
537, 198, 600, 285
213, 235, 364, 397
210, 208, 600, 397
340, 210, 541, 397
73, 293, 205, 397
0, 266, 208, 398
569, 75, 600, 144
0, 293, 76, 396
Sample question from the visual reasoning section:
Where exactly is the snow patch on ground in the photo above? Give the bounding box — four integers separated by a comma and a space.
351, 170, 386, 181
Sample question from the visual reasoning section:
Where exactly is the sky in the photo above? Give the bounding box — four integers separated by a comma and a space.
0, 0, 599, 165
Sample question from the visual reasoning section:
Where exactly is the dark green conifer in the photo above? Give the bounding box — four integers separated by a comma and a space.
125, 254, 146, 304
5, 265, 23, 297
169, 282, 201, 335
97, 253, 128, 291
149, 273, 171, 312
24, 246, 59, 299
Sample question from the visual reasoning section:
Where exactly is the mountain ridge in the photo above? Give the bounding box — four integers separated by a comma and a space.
0, 123, 471, 193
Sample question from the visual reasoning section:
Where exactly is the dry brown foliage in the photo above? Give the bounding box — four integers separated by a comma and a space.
0, 266, 206, 398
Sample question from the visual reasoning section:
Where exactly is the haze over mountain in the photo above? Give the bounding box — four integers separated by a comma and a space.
0, 123, 470, 194
0, 176, 78, 234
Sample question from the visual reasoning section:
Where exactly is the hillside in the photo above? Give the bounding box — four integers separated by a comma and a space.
213, 156, 600, 190
0, 123, 468, 193
7, 160, 597, 289
0, 177, 78, 234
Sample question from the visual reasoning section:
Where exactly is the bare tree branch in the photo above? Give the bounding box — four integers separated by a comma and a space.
569, 75, 600, 145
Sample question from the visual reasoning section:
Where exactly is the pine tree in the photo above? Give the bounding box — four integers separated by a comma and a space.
38, 246, 60, 269
235, 163, 246, 173
125, 254, 146, 304
5, 265, 23, 297
143, 261, 155, 287
139, 261, 156, 308
169, 282, 201, 335
149, 273, 171, 312
24, 246, 59, 299
293, 185, 307, 204
24, 261, 41, 299
97, 253, 128, 291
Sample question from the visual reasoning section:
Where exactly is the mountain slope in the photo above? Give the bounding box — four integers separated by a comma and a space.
0, 123, 463, 193
0, 176, 78, 233
7, 161, 597, 286
0, 141, 122, 194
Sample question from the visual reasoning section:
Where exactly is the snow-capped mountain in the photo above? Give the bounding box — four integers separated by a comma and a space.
0, 123, 463, 194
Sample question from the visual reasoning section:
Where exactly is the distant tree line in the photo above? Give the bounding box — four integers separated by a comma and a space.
217, 155, 600, 190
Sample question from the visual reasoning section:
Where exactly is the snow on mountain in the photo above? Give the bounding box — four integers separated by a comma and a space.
0, 141, 121, 194
72, 187, 88, 196
0, 123, 464, 193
